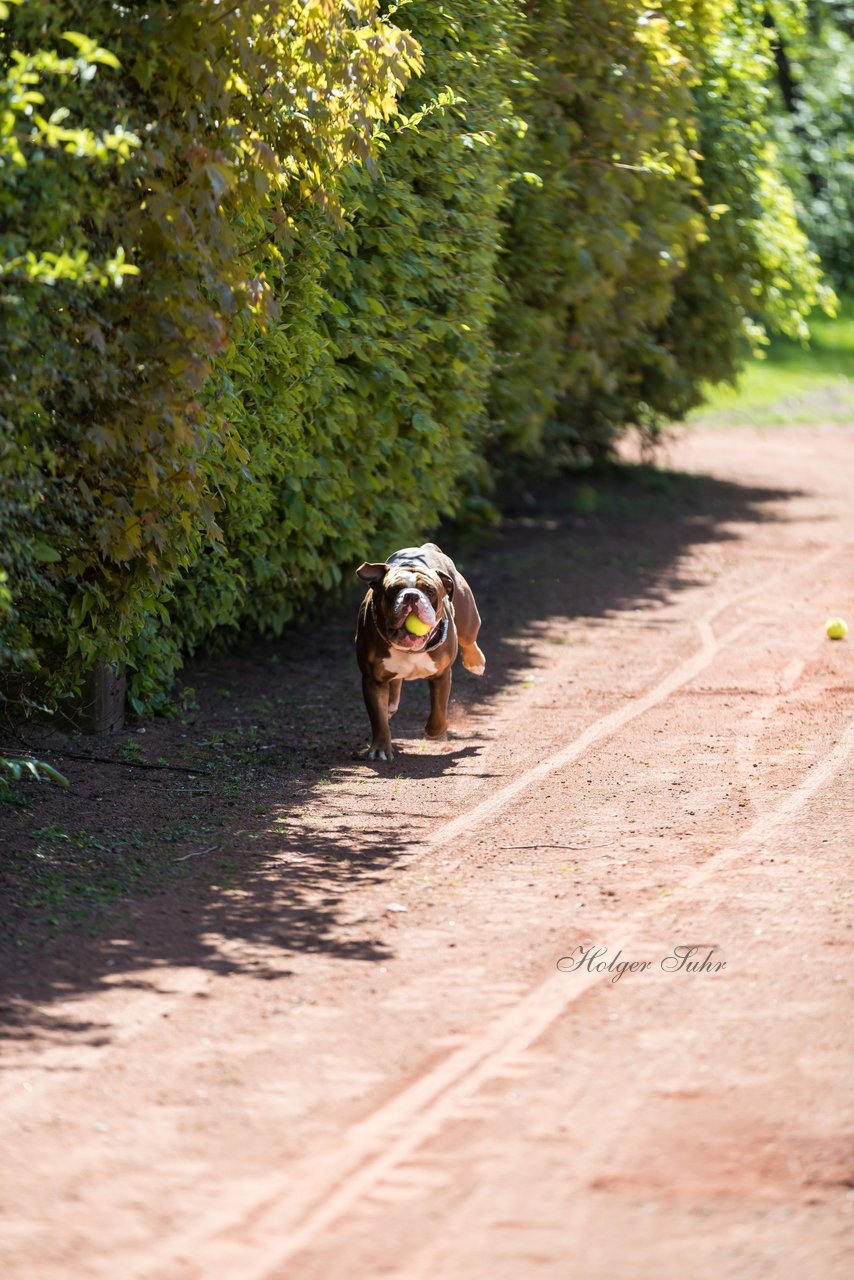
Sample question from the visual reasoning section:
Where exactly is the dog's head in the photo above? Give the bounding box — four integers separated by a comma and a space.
357, 557, 454, 650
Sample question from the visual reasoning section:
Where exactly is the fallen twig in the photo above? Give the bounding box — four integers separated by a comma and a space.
174, 844, 221, 862
500, 842, 613, 850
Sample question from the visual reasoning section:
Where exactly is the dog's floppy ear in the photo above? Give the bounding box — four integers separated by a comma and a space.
438, 570, 455, 601
356, 561, 389, 583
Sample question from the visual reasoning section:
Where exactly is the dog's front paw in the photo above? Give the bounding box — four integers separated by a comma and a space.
354, 743, 395, 763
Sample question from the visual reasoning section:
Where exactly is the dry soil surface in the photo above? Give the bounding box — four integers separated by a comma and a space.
1, 423, 853, 1280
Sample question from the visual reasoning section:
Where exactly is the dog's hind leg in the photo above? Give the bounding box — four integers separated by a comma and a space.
450, 571, 486, 676
460, 638, 485, 675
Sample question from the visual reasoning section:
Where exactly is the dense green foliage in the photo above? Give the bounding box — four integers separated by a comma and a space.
495, 1, 829, 455
0, 0, 831, 715
493, 0, 706, 455
650, 1, 831, 419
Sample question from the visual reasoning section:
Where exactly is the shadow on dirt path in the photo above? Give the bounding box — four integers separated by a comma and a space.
0, 458, 805, 1041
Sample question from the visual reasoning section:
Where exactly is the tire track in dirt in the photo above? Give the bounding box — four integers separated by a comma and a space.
124, 541, 852, 1280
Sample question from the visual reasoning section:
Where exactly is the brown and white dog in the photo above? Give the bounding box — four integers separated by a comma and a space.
355, 543, 485, 761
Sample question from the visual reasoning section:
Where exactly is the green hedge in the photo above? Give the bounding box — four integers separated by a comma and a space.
492, 0, 705, 457
648, 0, 831, 421
0, 0, 830, 715
770, 0, 854, 290
493, 0, 829, 458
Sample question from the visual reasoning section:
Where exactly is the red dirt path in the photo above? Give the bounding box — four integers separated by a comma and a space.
1, 423, 853, 1279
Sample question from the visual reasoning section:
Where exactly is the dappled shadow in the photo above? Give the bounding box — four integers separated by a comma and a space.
0, 1001, 112, 1049
0, 455, 809, 1040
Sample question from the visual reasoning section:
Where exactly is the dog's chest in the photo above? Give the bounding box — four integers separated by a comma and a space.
380, 648, 440, 681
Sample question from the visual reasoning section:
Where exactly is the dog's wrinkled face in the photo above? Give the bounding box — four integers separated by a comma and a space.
358, 561, 453, 650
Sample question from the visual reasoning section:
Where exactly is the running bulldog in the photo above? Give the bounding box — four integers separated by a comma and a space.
354, 543, 486, 761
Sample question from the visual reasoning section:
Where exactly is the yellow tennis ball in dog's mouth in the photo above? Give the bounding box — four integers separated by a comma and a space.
826, 617, 848, 640
404, 613, 431, 637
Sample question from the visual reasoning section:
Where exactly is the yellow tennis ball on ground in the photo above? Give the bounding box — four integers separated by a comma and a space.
405, 613, 431, 637
825, 617, 848, 640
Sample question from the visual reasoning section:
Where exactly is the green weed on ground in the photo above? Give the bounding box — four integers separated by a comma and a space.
3, 820, 226, 935
689, 294, 854, 426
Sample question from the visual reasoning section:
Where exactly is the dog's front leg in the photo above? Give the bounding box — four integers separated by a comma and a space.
358, 674, 394, 761
425, 667, 452, 740
387, 678, 403, 718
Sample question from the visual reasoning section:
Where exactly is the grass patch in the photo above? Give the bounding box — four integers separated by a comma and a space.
2, 820, 221, 934
689, 293, 854, 426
